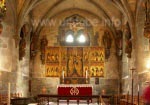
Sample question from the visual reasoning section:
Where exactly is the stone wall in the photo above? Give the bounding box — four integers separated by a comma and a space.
31, 10, 119, 96
121, 2, 150, 96
0, 2, 30, 97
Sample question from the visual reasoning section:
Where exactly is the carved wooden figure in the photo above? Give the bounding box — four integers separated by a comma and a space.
19, 27, 26, 60
116, 30, 123, 58
102, 31, 112, 59
125, 23, 132, 58
40, 35, 48, 64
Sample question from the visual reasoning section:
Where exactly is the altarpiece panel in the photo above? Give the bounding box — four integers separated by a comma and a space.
45, 47, 104, 83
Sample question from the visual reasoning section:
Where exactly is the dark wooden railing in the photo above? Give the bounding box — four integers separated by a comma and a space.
11, 97, 31, 105
37, 94, 100, 105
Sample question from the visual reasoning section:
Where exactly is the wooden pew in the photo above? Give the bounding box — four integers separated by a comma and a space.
0, 94, 8, 105
11, 97, 31, 105
119, 94, 145, 105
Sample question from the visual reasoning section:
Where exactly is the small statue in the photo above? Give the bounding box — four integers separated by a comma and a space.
19, 30, 26, 60
125, 23, 132, 58
30, 35, 38, 59
102, 31, 112, 59
40, 35, 48, 64
115, 30, 123, 58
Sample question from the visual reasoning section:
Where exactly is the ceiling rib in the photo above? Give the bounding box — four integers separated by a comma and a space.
33, 0, 117, 38
34, 0, 64, 35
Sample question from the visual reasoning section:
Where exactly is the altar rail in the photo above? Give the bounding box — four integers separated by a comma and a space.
37, 94, 100, 105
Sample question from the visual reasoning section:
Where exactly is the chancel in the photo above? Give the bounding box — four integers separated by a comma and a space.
0, 0, 150, 105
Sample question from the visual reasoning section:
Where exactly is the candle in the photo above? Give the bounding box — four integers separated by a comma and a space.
8, 82, 10, 105
62, 70, 64, 79
86, 70, 88, 78
127, 85, 129, 92
138, 84, 140, 105
138, 84, 139, 92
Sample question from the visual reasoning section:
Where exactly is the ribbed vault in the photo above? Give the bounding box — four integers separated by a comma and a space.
8, 0, 140, 48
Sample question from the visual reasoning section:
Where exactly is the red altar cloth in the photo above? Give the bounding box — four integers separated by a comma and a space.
57, 84, 92, 96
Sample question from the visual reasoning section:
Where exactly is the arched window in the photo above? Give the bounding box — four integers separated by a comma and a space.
59, 15, 92, 46
65, 30, 74, 43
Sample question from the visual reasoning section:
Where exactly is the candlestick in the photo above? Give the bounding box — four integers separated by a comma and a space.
8, 82, 10, 105
130, 68, 136, 105
138, 84, 140, 105
138, 90, 140, 105
127, 90, 129, 105
127, 84, 129, 104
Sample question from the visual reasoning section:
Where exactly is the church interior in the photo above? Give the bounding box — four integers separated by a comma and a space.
0, 0, 150, 105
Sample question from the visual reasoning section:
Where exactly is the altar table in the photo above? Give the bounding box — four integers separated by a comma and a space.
57, 84, 93, 96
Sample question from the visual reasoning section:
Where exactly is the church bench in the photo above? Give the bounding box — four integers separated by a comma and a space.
11, 97, 31, 105
119, 95, 145, 105
0, 94, 8, 105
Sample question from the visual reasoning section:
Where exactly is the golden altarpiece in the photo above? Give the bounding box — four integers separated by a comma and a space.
45, 47, 104, 84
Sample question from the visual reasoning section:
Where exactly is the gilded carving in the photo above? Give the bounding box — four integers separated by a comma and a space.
90, 64, 104, 77
45, 47, 104, 80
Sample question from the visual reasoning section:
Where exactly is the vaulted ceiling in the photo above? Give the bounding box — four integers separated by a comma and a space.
8, 0, 145, 45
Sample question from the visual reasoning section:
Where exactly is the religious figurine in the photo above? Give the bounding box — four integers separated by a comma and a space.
40, 35, 48, 64
68, 55, 82, 77
115, 30, 123, 58
125, 23, 132, 58
99, 68, 104, 77
144, 0, 150, 38
102, 31, 112, 59
30, 35, 38, 59
19, 29, 26, 60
